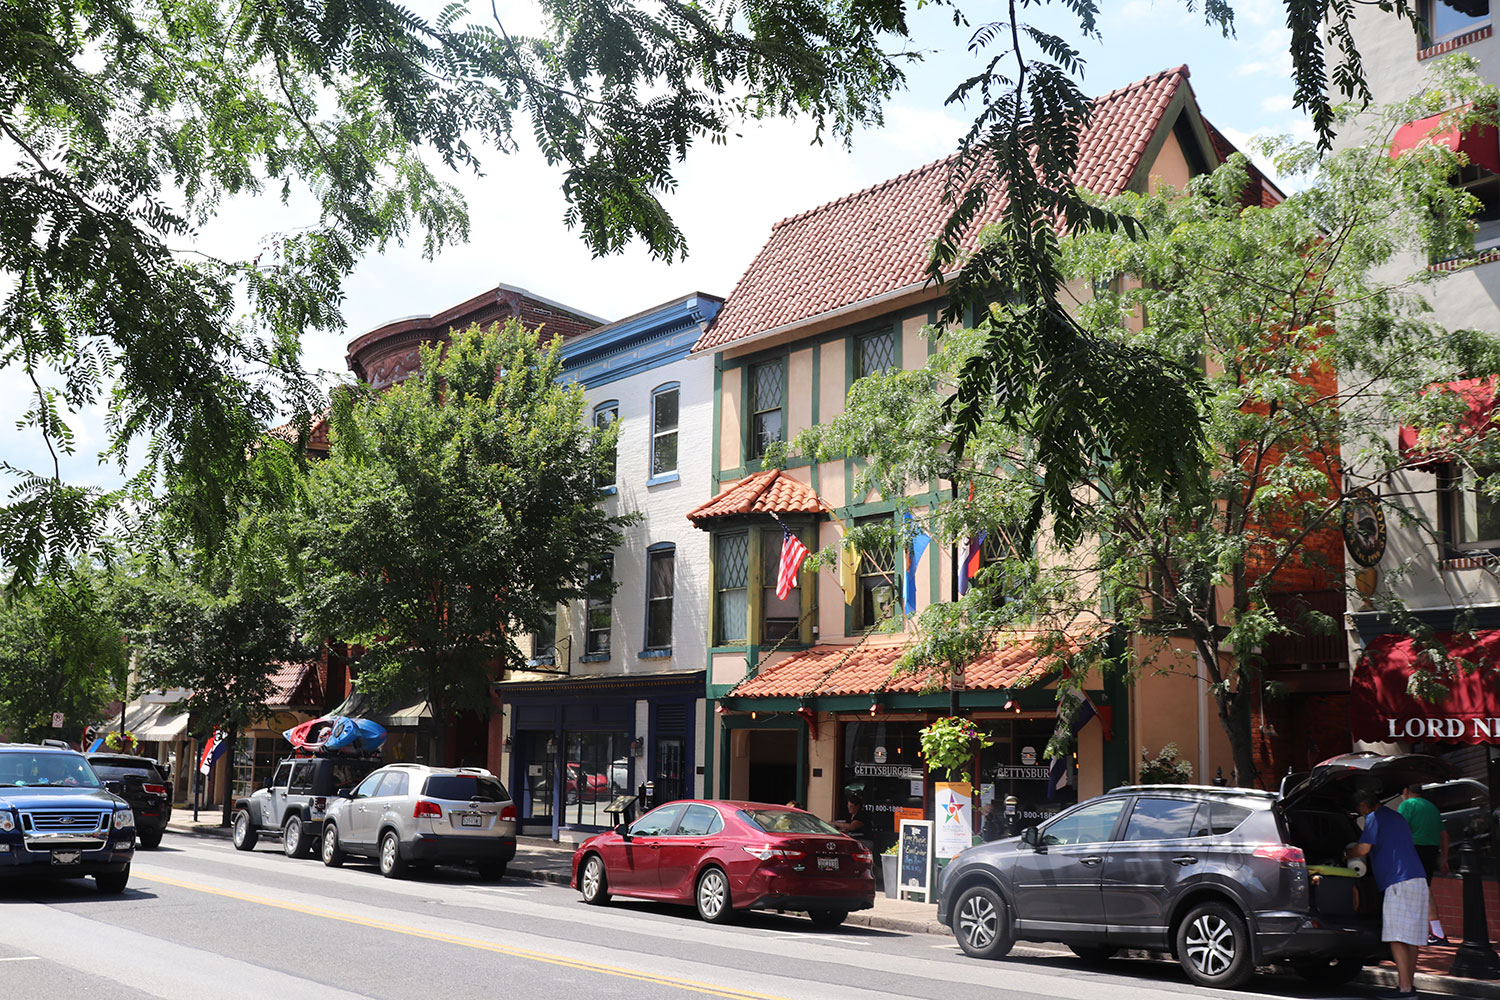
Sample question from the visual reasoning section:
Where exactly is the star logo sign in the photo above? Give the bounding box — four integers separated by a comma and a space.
940, 792, 965, 824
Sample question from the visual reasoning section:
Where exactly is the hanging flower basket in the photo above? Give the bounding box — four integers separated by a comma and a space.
103, 730, 139, 755
919, 716, 993, 786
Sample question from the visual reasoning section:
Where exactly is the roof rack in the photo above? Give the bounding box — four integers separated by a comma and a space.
1109, 783, 1277, 797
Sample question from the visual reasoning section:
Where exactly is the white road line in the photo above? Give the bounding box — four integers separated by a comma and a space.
0, 956, 41, 962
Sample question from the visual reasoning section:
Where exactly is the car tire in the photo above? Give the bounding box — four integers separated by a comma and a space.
138, 829, 162, 850
809, 909, 847, 928
1292, 957, 1363, 986
1069, 944, 1119, 965
952, 884, 1014, 960
477, 861, 506, 881
282, 814, 310, 858
580, 854, 610, 905
232, 809, 258, 851
695, 867, 734, 924
95, 866, 129, 894
1176, 900, 1252, 989
378, 830, 407, 878
321, 823, 345, 867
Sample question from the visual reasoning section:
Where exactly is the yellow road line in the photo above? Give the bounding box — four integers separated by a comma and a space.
135, 870, 791, 1000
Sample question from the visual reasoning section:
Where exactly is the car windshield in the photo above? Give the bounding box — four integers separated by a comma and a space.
424, 775, 508, 802
0, 751, 102, 788
91, 764, 164, 783
328, 761, 379, 790
739, 808, 842, 836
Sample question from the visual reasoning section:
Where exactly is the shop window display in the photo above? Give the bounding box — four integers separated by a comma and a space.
840, 720, 925, 851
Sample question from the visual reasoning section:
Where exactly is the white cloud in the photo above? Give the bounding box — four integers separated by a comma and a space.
1260, 94, 1294, 113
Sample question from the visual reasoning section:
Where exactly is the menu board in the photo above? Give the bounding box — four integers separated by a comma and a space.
898, 819, 934, 903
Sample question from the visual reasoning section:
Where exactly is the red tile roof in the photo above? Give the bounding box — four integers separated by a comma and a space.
729, 637, 1065, 699
696, 66, 1194, 354
268, 661, 318, 707
686, 469, 826, 526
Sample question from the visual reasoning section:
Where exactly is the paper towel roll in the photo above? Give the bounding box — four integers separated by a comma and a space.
1348, 857, 1368, 878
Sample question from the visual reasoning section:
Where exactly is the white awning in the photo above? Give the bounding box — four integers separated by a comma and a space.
137, 706, 190, 742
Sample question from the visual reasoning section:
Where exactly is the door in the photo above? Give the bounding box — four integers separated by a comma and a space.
369, 770, 409, 836
656, 803, 722, 898
1102, 796, 1212, 947
263, 761, 293, 829
345, 770, 387, 847
610, 802, 686, 895
1011, 797, 1127, 935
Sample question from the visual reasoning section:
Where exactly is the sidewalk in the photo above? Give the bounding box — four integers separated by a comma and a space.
165, 819, 1500, 997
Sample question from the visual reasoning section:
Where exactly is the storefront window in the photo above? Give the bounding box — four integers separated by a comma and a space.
840, 720, 925, 851
518, 730, 555, 824
562, 730, 630, 829
979, 718, 1076, 834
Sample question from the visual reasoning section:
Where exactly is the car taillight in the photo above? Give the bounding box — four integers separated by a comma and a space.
852, 849, 873, 864
142, 784, 167, 796
743, 845, 808, 861
413, 800, 442, 819
1254, 844, 1306, 866
499, 805, 516, 821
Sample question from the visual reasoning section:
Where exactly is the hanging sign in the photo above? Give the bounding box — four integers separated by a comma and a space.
898, 819, 934, 903
1342, 487, 1387, 567
934, 782, 974, 858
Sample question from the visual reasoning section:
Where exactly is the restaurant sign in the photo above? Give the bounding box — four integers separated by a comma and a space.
1384, 717, 1500, 741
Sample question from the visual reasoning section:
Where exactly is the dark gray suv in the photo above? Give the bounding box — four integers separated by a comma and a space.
936, 752, 1453, 990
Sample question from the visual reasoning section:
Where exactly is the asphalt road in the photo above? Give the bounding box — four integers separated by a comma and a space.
0, 836, 1401, 1000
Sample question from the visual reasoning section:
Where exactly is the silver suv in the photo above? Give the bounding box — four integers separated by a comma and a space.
319, 763, 517, 880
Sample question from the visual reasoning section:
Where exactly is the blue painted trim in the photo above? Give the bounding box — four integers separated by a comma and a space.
561, 297, 722, 389
646, 541, 677, 553
599, 485, 618, 496
646, 472, 680, 487
639, 648, 672, 659
580, 652, 611, 663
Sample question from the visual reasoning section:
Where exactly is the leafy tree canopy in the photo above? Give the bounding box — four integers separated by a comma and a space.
0, 0, 1432, 586
796, 61, 1500, 787
298, 319, 632, 762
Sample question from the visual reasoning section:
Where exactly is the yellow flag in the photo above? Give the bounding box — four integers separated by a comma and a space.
827, 510, 859, 606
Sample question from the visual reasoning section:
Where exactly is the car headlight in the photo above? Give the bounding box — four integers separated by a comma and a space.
113, 809, 134, 830
0, 811, 13, 832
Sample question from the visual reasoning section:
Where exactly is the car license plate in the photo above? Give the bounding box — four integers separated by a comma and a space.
51, 851, 81, 865
460, 813, 482, 828
817, 856, 838, 871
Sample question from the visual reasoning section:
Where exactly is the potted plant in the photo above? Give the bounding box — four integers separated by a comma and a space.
103, 730, 138, 755
882, 845, 900, 899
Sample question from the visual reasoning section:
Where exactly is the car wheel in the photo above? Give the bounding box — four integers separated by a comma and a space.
952, 884, 1014, 959
809, 909, 847, 928
695, 867, 733, 924
580, 854, 610, 905
1292, 957, 1363, 986
282, 815, 309, 858
1176, 900, 1252, 989
476, 861, 506, 881
232, 809, 258, 851
1069, 944, 1119, 965
95, 866, 129, 894
321, 823, 345, 867
378, 830, 407, 878
138, 829, 162, 850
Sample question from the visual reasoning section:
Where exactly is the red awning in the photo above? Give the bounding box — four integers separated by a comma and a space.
1397, 376, 1498, 468
1390, 108, 1500, 175
1352, 631, 1500, 745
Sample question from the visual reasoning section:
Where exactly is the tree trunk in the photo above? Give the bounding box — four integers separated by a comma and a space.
220, 721, 238, 827
1215, 679, 1259, 790
427, 687, 446, 767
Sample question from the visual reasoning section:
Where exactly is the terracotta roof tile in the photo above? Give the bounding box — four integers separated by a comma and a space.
729, 637, 1066, 699
268, 660, 317, 707
686, 470, 825, 526
697, 66, 1193, 353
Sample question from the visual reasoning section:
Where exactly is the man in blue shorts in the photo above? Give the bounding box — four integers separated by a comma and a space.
1348, 789, 1428, 1000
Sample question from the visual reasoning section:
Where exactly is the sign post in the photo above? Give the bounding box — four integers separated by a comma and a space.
897, 819, 934, 903
50, 712, 64, 729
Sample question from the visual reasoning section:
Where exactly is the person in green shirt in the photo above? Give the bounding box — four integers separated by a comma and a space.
1398, 784, 1450, 945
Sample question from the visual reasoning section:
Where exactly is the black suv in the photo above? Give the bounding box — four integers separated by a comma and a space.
86, 753, 172, 849
233, 755, 381, 857
0, 742, 136, 892
937, 752, 1453, 990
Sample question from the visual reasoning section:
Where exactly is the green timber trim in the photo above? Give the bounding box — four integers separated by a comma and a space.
799, 522, 817, 645
716, 684, 1078, 715
809, 342, 820, 493
714, 712, 808, 805
711, 354, 724, 493
1126, 84, 1213, 195
927, 305, 938, 357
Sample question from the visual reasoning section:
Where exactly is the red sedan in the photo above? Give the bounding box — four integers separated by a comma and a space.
570, 800, 875, 926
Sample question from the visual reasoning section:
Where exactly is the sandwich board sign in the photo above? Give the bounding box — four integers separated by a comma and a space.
898, 819, 934, 903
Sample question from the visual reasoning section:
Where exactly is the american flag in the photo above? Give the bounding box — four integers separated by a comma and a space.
775, 528, 810, 600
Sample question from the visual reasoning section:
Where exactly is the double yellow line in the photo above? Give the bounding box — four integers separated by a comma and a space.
136, 870, 791, 1000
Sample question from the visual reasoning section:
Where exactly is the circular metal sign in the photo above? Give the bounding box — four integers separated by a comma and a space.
1342, 487, 1387, 567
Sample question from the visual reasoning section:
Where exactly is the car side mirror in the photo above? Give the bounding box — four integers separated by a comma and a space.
615, 823, 632, 840
1021, 825, 1042, 850
105, 780, 124, 795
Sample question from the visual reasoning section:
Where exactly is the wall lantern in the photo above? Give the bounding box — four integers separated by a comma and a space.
503, 736, 513, 752
545, 736, 557, 754
629, 737, 644, 758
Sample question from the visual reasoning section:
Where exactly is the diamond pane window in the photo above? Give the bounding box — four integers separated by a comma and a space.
716, 532, 749, 644
858, 330, 895, 378
749, 361, 784, 459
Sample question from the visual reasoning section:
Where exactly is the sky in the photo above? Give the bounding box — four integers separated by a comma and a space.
2, 0, 1328, 493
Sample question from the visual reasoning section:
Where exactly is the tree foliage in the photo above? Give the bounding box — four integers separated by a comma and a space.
0, 570, 125, 743
298, 319, 632, 763
1, 0, 1434, 587
796, 63, 1500, 787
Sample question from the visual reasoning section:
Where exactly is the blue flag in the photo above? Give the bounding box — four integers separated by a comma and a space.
903, 515, 930, 615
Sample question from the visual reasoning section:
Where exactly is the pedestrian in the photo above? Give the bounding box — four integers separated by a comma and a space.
980, 802, 1004, 842
1347, 789, 1429, 1000
834, 792, 879, 888
1397, 782, 1450, 944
